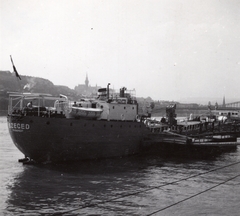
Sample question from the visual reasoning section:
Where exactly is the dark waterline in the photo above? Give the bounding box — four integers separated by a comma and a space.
0, 116, 240, 216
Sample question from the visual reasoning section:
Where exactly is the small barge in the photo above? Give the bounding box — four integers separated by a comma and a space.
142, 131, 239, 158
141, 105, 240, 158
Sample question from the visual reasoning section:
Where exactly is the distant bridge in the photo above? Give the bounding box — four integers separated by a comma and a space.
225, 101, 240, 108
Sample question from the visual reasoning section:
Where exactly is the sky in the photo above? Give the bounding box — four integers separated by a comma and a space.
0, 0, 240, 103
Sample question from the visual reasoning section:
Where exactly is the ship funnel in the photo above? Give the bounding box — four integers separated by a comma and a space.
107, 83, 111, 100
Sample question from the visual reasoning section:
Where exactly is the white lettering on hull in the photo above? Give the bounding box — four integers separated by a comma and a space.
8, 123, 30, 132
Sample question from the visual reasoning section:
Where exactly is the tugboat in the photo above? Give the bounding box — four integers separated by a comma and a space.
7, 86, 150, 163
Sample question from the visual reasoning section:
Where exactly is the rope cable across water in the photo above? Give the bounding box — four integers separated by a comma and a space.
147, 173, 240, 215
51, 160, 240, 215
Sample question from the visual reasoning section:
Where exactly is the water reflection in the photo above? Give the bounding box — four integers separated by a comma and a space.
6, 155, 223, 216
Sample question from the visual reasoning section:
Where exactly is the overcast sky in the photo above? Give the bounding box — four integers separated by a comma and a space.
0, 0, 239, 103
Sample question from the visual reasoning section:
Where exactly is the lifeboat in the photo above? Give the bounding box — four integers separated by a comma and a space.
68, 106, 103, 119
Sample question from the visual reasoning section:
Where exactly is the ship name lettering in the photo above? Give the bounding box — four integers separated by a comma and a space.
9, 123, 30, 130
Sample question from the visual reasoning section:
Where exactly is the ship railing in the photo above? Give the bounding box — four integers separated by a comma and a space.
8, 92, 70, 117
111, 89, 137, 103
189, 131, 238, 143
8, 95, 23, 115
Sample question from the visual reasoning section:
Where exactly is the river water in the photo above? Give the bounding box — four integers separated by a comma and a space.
0, 116, 240, 216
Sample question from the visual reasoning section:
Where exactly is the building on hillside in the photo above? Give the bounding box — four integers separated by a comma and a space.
74, 74, 101, 97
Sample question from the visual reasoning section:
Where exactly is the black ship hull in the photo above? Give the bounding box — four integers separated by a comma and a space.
8, 115, 150, 162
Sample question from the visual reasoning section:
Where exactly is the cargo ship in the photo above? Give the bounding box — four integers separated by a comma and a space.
7, 86, 240, 163
7, 87, 152, 162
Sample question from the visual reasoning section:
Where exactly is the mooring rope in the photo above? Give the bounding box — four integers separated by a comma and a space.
147, 173, 240, 215
51, 160, 240, 215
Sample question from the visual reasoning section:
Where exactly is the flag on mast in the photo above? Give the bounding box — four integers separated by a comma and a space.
10, 55, 21, 80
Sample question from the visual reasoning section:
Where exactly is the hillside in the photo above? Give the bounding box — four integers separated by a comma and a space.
0, 71, 76, 111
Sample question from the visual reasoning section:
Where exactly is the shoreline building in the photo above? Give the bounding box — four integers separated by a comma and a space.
74, 74, 101, 97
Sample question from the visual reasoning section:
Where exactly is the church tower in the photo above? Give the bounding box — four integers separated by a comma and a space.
222, 96, 226, 108
85, 73, 89, 88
